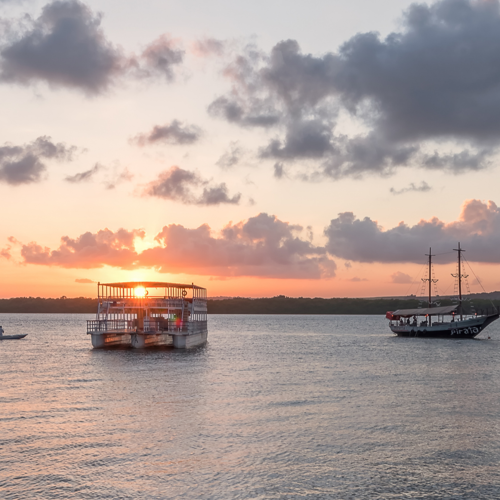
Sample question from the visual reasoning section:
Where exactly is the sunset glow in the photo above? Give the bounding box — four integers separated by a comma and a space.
2, 0, 500, 299
134, 286, 147, 298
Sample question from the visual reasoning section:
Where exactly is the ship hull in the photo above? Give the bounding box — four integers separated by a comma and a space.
390, 314, 499, 339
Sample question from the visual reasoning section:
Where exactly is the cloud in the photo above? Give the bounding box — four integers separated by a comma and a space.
390, 271, 413, 284
334, 0, 500, 143
65, 162, 102, 183
0, 0, 124, 94
143, 166, 241, 205
21, 228, 145, 269
260, 119, 335, 160
132, 35, 184, 81
0, 136, 76, 185
325, 199, 500, 263
349, 276, 367, 282
132, 120, 202, 146
0, 1, 184, 94
140, 213, 337, 278
18, 213, 337, 279
273, 162, 285, 179
0, 246, 11, 259
191, 37, 226, 57
209, 1, 500, 178
104, 167, 133, 189
216, 141, 242, 169
390, 181, 431, 195
75, 278, 95, 283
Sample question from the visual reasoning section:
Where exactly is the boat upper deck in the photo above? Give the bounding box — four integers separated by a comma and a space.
88, 281, 207, 335
98, 281, 206, 298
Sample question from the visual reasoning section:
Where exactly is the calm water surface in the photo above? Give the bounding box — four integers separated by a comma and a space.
2, 314, 500, 499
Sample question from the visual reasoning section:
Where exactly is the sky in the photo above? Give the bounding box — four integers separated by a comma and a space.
2, 0, 500, 299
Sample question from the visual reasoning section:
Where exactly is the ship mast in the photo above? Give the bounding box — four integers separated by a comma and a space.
422, 248, 438, 325
452, 242, 468, 321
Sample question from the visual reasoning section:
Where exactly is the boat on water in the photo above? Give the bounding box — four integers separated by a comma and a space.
87, 281, 208, 348
386, 243, 499, 339
0, 326, 27, 340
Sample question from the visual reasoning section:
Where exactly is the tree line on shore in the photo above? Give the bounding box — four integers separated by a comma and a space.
1, 295, 499, 315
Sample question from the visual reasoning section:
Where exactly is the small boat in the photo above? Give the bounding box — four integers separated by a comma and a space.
386, 243, 499, 339
0, 326, 27, 340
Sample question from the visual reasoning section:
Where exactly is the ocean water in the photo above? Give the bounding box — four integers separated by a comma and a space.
2, 314, 500, 499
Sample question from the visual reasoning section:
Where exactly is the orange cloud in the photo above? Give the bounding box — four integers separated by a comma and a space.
17, 213, 336, 279
21, 228, 145, 269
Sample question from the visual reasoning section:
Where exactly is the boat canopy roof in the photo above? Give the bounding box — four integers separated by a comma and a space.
99, 281, 205, 290
391, 305, 458, 317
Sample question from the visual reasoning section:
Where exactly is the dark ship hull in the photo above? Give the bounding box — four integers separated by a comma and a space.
390, 314, 499, 339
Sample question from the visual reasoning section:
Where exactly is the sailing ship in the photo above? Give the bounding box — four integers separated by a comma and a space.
386, 243, 499, 338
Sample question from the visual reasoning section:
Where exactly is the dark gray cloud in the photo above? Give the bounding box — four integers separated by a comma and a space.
143, 166, 241, 205
210, 1, 500, 178
132, 120, 202, 146
390, 181, 431, 195
198, 184, 241, 205
208, 95, 280, 127
260, 119, 335, 160
65, 162, 102, 183
0, 1, 184, 94
216, 141, 242, 169
325, 199, 500, 263
334, 0, 500, 143
0, 0, 123, 93
0, 136, 76, 185
422, 149, 490, 172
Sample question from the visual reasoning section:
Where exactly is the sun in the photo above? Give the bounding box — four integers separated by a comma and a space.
134, 286, 147, 298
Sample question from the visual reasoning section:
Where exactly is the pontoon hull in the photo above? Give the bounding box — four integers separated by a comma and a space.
390, 314, 499, 338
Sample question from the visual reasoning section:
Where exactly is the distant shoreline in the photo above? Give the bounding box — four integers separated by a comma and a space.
1, 295, 499, 315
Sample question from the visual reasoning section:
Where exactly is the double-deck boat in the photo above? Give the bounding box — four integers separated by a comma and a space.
86, 281, 208, 348
386, 244, 499, 338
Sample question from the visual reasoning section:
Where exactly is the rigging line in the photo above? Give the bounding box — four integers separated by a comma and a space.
463, 255, 494, 306
440, 281, 454, 296
405, 263, 426, 297
433, 251, 455, 256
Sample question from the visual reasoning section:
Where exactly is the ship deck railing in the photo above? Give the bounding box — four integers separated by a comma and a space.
99, 297, 206, 307
87, 319, 207, 335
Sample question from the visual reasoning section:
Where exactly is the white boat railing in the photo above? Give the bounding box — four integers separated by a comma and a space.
87, 319, 135, 333
87, 319, 208, 334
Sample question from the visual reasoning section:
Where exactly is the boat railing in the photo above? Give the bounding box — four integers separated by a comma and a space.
87, 319, 135, 333
87, 318, 208, 334
99, 298, 207, 311
143, 319, 208, 333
